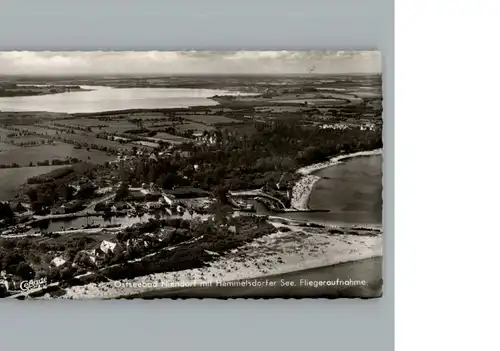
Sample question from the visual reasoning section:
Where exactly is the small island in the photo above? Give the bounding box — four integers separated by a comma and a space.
0, 84, 87, 97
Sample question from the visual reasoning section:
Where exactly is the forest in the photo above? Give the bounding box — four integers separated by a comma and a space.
116, 120, 382, 193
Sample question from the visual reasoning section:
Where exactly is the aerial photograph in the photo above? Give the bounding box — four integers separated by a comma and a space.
0, 51, 383, 299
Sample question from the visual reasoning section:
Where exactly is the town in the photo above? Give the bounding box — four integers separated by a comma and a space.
0, 73, 383, 299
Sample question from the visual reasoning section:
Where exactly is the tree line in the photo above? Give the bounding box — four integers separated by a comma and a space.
115, 119, 382, 194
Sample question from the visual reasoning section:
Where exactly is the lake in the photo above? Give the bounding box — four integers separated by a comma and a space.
0, 85, 249, 113
281, 154, 383, 226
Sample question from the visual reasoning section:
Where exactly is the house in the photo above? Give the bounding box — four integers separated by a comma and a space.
74, 250, 98, 266
50, 256, 67, 267
333, 123, 350, 130
95, 186, 113, 195
195, 132, 218, 145
99, 240, 117, 255
146, 201, 163, 210
161, 194, 176, 207
360, 123, 376, 131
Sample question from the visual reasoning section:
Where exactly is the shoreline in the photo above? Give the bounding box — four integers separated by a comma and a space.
53, 224, 382, 299
34, 149, 384, 300
0, 86, 255, 114
124, 256, 383, 299
291, 148, 383, 211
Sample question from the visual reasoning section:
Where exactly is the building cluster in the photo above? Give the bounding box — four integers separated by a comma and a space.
319, 123, 351, 130
193, 131, 218, 145
359, 122, 376, 131
50, 228, 177, 270
50, 200, 85, 215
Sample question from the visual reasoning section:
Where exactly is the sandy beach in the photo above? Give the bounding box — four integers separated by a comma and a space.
31, 148, 384, 300
128, 257, 382, 299
291, 149, 383, 210
51, 223, 382, 299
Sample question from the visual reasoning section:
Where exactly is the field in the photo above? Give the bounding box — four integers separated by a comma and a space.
10, 125, 60, 136
0, 127, 13, 138
37, 114, 223, 137
128, 113, 170, 122
274, 99, 347, 105
143, 121, 175, 129
0, 142, 19, 152
0, 143, 116, 166
100, 121, 141, 133
0, 165, 67, 200
55, 119, 139, 133
255, 106, 306, 113
0, 111, 69, 122
180, 114, 242, 126
9, 135, 48, 144
55, 118, 106, 127
149, 132, 191, 144
350, 91, 382, 99
54, 132, 135, 151
175, 122, 215, 133
133, 141, 159, 148
221, 123, 258, 136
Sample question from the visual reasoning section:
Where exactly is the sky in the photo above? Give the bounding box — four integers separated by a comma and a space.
0, 51, 381, 76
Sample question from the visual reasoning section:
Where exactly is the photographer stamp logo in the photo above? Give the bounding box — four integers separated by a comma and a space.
19, 277, 48, 292
0, 270, 47, 293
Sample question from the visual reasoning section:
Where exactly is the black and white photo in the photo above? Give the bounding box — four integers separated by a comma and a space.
0, 51, 383, 299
